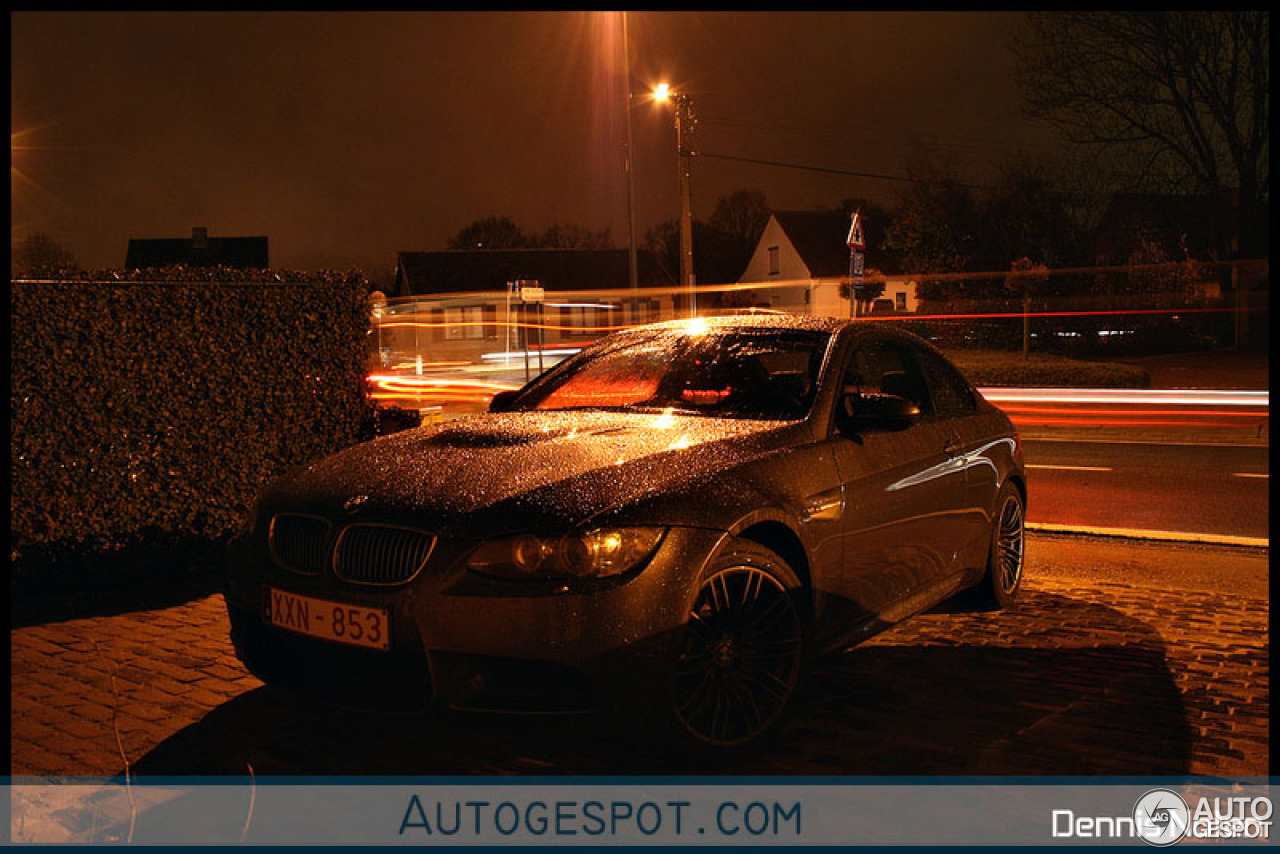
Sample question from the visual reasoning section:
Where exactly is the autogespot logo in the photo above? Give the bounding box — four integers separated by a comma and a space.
1053, 789, 1273, 845
1133, 789, 1190, 846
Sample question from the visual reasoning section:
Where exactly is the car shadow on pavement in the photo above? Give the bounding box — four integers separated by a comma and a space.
129, 590, 1192, 777
11, 544, 224, 629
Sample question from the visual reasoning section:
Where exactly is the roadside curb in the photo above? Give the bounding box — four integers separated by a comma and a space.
1027, 522, 1269, 550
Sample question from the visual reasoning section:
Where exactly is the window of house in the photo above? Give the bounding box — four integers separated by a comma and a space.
895, 291, 907, 311
557, 305, 593, 337
768, 246, 780, 276
445, 305, 485, 340
623, 298, 659, 326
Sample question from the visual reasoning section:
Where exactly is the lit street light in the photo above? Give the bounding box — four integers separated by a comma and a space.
654, 83, 696, 315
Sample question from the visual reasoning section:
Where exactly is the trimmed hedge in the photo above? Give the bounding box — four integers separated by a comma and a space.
913, 295, 1233, 356
945, 350, 1150, 389
11, 277, 373, 567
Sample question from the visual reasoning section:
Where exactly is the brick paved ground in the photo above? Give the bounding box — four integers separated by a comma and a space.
10, 535, 1268, 778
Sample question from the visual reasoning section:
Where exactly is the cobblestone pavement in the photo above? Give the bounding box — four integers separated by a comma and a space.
10, 536, 1268, 778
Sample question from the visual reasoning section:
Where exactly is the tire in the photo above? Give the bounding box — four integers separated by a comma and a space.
973, 481, 1026, 610
663, 539, 808, 750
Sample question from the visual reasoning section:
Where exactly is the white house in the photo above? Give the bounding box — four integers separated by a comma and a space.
737, 211, 918, 317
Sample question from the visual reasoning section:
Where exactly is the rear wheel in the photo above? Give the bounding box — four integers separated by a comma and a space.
666, 541, 807, 749
974, 482, 1025, 610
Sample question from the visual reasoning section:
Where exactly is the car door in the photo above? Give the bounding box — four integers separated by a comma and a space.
824, 332, 972, 625
911, 343, 1003, 572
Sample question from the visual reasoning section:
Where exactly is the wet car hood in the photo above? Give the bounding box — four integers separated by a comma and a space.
263, 410, 807, 537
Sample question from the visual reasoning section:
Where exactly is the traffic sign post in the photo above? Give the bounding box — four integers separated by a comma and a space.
853, 251, 865, 317
847, 209, 865, 318
846, 210, 865, 251
514, 279, 545, 377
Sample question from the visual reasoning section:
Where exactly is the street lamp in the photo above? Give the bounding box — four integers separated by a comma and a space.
654, 83, 696, 316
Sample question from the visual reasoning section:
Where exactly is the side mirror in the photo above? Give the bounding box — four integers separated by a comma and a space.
838, 392, 920, 435
488, 390, 519, 413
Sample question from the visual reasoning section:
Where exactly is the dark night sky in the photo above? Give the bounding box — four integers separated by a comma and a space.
12, 11, 1064, 278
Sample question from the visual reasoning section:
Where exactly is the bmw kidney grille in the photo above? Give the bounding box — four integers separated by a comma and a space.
332, 524, 436, 585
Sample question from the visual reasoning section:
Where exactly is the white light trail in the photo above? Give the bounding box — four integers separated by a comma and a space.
479, 348, 583, 361
978, 388, 1269, 407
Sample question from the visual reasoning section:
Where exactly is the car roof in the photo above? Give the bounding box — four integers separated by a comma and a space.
606, 313, 949, 360
637, 312, 851, 335
633, 313, 935, 343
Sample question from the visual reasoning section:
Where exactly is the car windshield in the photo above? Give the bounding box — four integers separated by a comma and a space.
509, 327, 831, 420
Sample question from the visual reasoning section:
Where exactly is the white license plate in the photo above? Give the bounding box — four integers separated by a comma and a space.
266, 587, 391, 651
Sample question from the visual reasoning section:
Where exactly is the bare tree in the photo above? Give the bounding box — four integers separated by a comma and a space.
883, 172, 979, 289
11, 232, 78, 277
978, 160, 1083, 271
536, 223, 613, 249
445, 217, 527, 250
709, 189, 771, 275
1017, 12, 1269, 258
446, 218, 615, 250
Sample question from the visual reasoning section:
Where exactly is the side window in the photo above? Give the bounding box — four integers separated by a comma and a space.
842, 336, 934, 417
912, 345, 978, 419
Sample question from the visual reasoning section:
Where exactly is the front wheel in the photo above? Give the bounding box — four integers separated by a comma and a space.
665, 540, 807, 750
973, 482, 1025, 610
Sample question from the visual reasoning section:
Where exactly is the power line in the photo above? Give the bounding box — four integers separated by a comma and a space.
696, 151, 989, 190
699, 115, 1061, 160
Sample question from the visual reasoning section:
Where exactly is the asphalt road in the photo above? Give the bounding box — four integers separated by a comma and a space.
1024, 438, 1269, 540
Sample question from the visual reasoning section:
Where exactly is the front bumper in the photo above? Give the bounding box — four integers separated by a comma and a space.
226, 525, 728, 715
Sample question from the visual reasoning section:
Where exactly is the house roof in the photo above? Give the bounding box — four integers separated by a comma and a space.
125, 229, 268, 270
392, 248, 669, 298
772, 210, 901, 277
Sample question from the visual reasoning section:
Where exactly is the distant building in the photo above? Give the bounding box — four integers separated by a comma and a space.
382, 248, 672, 357
738, 211, 917, 316
390, 247, 668, 298
125, 226, 268, 270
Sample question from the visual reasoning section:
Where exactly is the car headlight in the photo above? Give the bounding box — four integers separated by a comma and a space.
466, 527, 666, 580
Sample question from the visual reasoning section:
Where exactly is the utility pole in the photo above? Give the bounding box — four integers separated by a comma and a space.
674, 93, 696, 315
622, 11, 639, 291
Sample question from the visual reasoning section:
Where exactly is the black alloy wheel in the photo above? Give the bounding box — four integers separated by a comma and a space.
670, 543, 805, 748
975, 482, 1025, 610
995, 491, 1025, 595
